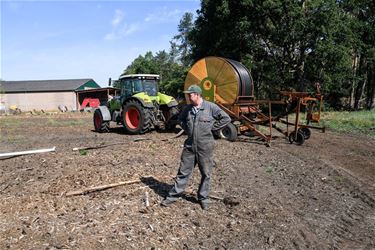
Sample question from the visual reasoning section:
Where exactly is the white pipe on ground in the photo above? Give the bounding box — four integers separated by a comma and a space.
0, 147, 56, 159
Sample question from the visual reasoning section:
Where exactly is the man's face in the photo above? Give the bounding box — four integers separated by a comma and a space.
188, 93, 201, 106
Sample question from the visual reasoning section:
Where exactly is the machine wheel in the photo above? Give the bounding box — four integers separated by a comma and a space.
288, 131, 305, 145
217, 123, 238, 142
93, 109, 110, 133
122, 100, 152, 134
299, 127, 311, 140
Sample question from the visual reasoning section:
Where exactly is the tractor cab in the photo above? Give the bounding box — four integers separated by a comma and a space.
116, 74, 159, 98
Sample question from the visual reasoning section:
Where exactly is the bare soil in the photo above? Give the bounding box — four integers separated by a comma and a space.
0, 113, 374, 249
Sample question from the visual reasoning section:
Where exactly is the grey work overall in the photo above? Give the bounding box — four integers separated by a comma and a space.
166, 100, 231, 204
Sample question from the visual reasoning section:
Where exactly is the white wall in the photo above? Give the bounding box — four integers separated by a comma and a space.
3, 92, 77, 111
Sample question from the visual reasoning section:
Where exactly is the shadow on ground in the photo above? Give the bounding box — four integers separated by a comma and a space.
140, 176, 199, 204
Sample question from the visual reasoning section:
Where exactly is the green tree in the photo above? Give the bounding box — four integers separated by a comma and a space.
189, 0, 371, 108
154, 50, 185, 95
341, 0, 375, 110
122, 51, 158, 75
170, 12, 195, 67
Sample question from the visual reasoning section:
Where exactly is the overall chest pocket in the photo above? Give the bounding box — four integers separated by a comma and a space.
198, 115, 213, 130
199, 115, 211, 122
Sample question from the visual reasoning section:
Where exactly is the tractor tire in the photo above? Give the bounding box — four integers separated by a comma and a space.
217, 123, 238, 142
168, 106, 180, 119
93, 109, 110, 133
122, 100, 152, 134
166, 106, 180, 131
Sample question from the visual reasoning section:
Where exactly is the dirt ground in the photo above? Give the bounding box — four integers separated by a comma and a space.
0, 113, 374, 249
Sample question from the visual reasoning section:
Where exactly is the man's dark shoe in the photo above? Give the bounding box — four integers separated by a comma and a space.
200, 202, 209, 210
160, 199, 176, 207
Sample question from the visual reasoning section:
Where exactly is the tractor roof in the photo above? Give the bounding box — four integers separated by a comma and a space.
119, 74, 160, 80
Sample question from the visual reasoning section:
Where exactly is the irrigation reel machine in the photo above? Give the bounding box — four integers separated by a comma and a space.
184, 56, 325, 146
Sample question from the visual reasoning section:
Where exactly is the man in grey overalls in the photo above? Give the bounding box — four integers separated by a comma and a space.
161, 84, 231, 210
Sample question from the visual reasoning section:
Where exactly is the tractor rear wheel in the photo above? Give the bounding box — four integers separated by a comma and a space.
217, 123, 238, 142
165, 106, 180, 131
122, 100, 152, 134
93, 109, 110, 133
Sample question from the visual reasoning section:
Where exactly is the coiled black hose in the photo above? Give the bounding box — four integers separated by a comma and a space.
226, 58, 253, 97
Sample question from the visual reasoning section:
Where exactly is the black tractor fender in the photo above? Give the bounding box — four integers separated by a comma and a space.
166, 100, 178, 107
123, 96, 154, 108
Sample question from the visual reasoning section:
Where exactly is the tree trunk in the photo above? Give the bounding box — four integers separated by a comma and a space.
354, 55, 367, 110
349, 51, 359, 109
296, 46, 306, 91
366, 66, 375, 110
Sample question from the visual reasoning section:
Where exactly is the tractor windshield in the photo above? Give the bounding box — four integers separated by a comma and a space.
143, 80, 158, 96
133, 79, 158, 96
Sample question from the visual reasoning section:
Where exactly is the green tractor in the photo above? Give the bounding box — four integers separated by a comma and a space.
93, 74, 179, 134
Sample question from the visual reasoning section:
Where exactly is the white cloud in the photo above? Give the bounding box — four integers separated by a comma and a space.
111, 9, 124, 27
105, 9, 140, 40
104, 6, 196, 41
104, 32, 116, 41
144, 7, 182, 23
120, 23, 140, 36
105, 22, 140, 40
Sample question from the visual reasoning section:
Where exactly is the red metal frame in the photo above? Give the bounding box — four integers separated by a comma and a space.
216, 90, 325, 146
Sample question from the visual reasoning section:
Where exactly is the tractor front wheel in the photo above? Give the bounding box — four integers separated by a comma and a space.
93, 109, 110, 133
122, 100, 152, 134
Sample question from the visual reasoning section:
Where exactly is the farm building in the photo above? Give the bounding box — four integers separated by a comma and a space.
0, 79, 118, 112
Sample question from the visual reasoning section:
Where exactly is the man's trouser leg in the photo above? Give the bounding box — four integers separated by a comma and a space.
197, 144, 214, 204
166, 148, 196, 201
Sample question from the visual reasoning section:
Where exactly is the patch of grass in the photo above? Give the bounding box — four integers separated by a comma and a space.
0, 134, 26, 143
265, 165, 274, 173
1, 116, 86, 128
47, 118, 86, 127
334, 176, 344, 182
79, 149, 88, 156
1, 112, 89, 124
68, 119, 87, 126
0, 117, 22, 127
321, 110, 375, 137
47, 118, 58, 126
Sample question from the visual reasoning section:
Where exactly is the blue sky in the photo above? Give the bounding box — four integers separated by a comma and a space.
1, 0, 200, 86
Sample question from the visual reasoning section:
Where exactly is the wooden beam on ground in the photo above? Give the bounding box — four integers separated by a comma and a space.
65, 179, 142, 197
